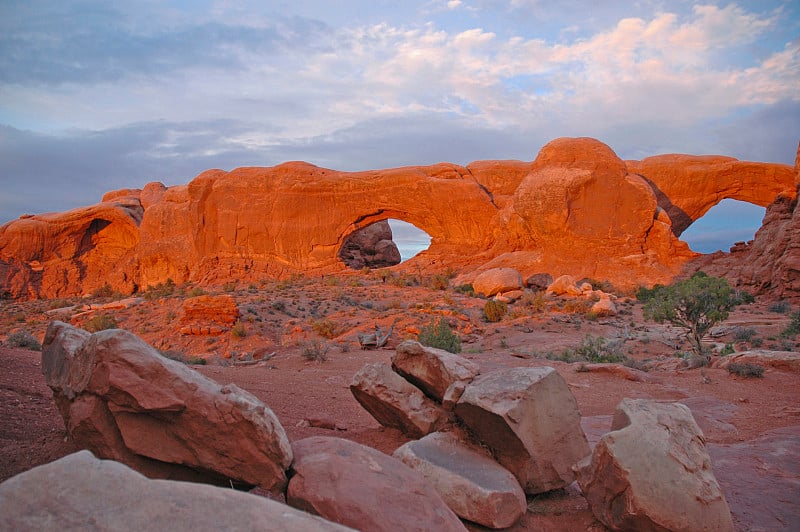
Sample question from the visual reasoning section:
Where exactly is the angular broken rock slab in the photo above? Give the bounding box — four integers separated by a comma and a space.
393, 432, 526, 529
287, 436, 466, 532
454, 366, 589, 494
0, 450, 352, 532
575, 398, 734, 532
42, 321, 292, 494
350, 362, 447, 438
391, 340, 480, 405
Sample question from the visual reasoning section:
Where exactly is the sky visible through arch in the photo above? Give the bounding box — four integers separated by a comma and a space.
1, 1, 798, 255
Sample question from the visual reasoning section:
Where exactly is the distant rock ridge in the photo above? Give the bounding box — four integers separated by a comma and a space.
0, 137, 795, 299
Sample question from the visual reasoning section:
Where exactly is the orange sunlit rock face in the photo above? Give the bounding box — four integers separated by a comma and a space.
1, 137, 795, 299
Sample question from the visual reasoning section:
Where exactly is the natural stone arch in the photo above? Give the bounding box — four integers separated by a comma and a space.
627, 155, 796, 236
337, 210, 440, 268
680, 199, 766, 253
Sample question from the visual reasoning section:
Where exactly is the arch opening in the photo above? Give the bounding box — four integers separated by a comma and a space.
681, 199, 766, 254
388, 219, 432, 263
338, 218, 432, 269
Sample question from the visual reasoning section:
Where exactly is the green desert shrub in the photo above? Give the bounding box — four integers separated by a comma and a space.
732, 327, 757, 342
546, 335, 627, 364
6, 331, 42, 351
519, 290, 547, 313
453, 284, 475, 296
727, 362, 764, 378
768, 300, 790, 314
483, 300, 507, 323
84, 314, 118, 332
143, 278, 176, 300
781, 311, 800, 338
160, 350, 207, 365
418, 317, 462, 354
231, 320, 247, 339
719, 343, 735, 356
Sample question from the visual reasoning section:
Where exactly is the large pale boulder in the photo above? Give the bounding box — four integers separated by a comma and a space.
472, 268, 524, 297
0, 450, 352, 532
454, 367, 590, 494
350, 362, 448, 438
287, 436, 466, 532
391, 340, 480, 405
394, 432, 526, 529
42, 321, 292, 494
575, 399, 734, 532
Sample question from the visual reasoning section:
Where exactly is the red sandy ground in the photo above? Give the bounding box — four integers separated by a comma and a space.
1, 274, 799, 530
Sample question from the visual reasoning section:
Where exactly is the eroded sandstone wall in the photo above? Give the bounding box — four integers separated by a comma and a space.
1, 137, 795, 299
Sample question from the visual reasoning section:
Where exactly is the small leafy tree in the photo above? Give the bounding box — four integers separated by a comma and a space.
641, 272, 740, 359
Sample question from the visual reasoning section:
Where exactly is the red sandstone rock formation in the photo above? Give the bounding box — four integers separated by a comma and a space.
626, 154, 796, 235
1, 137, 795, 299
685, 146, 800, 297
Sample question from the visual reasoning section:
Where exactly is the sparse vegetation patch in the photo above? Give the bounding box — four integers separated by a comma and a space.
483, 300, 507, 323
418, 317, 461, 354
84, 314, 118, 332
727, 362, 765, 378
541, 335, 628, 364
6, 330, 42, 351
301, 339, 329, 362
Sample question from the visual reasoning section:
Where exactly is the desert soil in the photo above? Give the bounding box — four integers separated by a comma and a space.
1, 272, 799, 530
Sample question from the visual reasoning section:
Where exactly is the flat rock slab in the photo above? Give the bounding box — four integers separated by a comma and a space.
575, 399, 734, 532
394, 432, 526, 529
578, 362, 659, 383
0, 450, 353, 532
455, 366, 589, 494
712, 350, 800, 373
391, 340, 480, 404
287, 436, 466, 532
708, 425, 800, 531
42, 321, 292, 494
350, 362, 447, 438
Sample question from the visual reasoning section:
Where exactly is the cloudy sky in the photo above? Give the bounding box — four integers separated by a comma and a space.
1, 1, 798, 255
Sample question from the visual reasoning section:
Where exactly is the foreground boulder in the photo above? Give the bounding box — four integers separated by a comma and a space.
391, 340, 480, 406
350, 362, 447, 438
454, 367, 589, 494
575, 399, 734, 532
42, 321, 292, 494
394, 432, 526, 529
0, 450, 352, 531
287, 436, 466, 532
